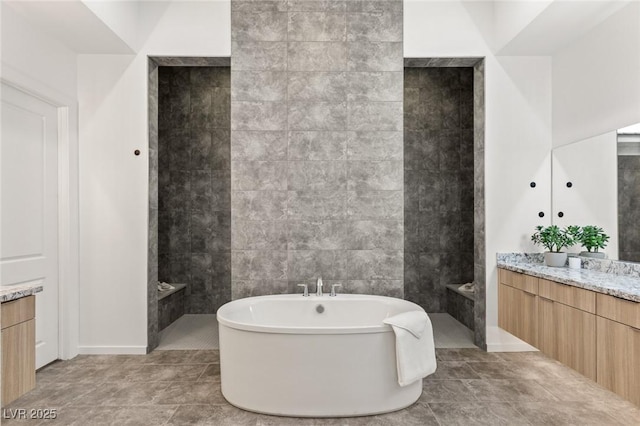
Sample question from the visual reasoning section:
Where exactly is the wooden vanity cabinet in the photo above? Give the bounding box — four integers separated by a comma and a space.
596, 294, 640, 405
537, 279, 597, 381
1, 295, 36, 406
498, 269, 538, 347
538, 297, 596, 380
498, 267, 640, 406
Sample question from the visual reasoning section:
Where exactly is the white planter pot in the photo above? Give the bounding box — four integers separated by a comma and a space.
579, 251, 605, 259
544, 252, 568, 267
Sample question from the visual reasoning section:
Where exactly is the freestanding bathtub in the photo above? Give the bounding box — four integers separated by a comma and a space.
216, 294, 426, 417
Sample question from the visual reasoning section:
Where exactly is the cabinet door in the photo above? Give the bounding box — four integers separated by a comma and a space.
628, 325, 640, 406
597, 316, 628, 398
518, 289, 538, 347
538, 297, 556, 358
2, 319, 36, 405
555, 302, 596, 381
498, 283, 514, 334
498, 283, 537, 347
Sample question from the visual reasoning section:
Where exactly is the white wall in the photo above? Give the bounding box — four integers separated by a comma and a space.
1, 2, 80, 359
77, 0, 230, 354
82, 0, 139, 51
493, 0, 552, 52
552, 132, 618, 258
405, 0, 490, 56
552, 1, 640, 147
405, 0, 553, 348
1, 3, 78, 97
5, 0, 134, 54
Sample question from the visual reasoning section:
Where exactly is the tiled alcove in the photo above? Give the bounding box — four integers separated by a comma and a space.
404, 57, 486, 349
147, 57, 230, 351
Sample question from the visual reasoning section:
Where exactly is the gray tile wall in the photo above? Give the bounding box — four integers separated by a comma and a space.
158, 66, 232, 314
618, 155, 640, 262
403, 67, 475, 313
446, 287, 475, 331
230, 0, 404, 298
158, 288, 186, 331
148, 60, 160, 352
473, 60, 486, 349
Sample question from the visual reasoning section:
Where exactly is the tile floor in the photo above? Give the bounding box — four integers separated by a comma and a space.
3, 348, 639, 425
429, 313, 477, 348
158, 315, 219, 350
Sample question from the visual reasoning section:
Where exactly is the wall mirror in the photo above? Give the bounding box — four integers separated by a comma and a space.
551, 122, 640, 262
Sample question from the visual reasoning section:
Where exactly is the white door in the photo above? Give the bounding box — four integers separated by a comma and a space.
1, 82, 59, 368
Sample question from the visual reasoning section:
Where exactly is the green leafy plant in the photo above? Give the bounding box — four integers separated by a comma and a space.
531, 225, 579, 253
577, 226, 610, 252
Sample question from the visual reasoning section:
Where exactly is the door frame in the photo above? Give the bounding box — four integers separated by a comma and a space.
1, 64, 80, 360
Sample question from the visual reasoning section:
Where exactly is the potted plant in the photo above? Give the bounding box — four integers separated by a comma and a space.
531, 225, 579, 267
576, 225, 609, 259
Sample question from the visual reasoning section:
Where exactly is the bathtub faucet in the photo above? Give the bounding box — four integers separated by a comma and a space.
330, 283, 342, 297
316, 277, 323, 296
297, 283, 309, 297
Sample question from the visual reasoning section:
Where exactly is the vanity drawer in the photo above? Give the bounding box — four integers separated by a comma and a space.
1, 296, 35, 330
539, 279, 596, 313
597, 293, 640, 329
499, 268, 538, 294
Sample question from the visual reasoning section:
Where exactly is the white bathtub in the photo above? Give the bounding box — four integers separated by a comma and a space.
216, 294, 425, 417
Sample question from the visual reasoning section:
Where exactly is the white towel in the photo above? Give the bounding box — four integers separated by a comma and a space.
383, 311, 437, 386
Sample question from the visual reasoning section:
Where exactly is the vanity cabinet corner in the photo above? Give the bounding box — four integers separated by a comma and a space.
1, 295, 36, 406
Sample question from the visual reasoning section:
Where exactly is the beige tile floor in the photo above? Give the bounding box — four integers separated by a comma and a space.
3, 348, 639, 425
157, 315, 219, 350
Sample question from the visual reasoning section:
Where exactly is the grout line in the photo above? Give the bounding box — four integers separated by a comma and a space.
425, 402, 444, 426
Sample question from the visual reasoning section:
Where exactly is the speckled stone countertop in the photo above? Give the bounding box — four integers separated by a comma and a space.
0, 282, 43, 303
497, 253, 640, 303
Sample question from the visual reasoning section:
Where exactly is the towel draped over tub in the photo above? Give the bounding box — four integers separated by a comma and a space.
383, 310, 437, 386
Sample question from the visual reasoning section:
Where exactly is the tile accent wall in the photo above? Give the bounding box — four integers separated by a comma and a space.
618, 155, 640, 262
446, 286, 475, 331
157, 66, 232, 314
148, 60, 160, 351
230, 0, 404, 298
158, 287, 186, 331
473, 60, 486, 349
403, 67, 475, 313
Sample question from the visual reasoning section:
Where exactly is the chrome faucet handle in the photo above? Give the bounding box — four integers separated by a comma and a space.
330, 283, 342, 297
297, 284, 309, 297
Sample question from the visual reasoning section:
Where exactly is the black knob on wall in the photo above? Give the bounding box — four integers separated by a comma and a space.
538, 212, 545, 218
530, 182, 536, 188
566, 182, 573, 188
558, 212, 564, 218
134, 149, 141, 156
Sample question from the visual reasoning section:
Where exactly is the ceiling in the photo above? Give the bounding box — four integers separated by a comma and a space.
496, 0, 632, 55
4, 0, 135, 54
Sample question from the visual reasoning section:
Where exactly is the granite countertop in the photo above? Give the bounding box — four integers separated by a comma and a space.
0, 282, 44, 303
497, 257, 640, 303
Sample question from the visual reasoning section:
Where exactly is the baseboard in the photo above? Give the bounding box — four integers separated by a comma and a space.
485, 326, 538, 352
78, 345, 148, 355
